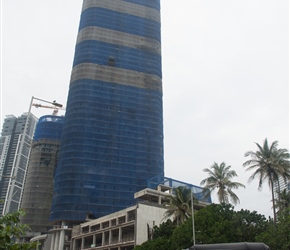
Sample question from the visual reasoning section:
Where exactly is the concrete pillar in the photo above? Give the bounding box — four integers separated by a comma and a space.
93, 234, 96, 245
102, 232, 105, 246
50, 233, 55, 250
109, 230, 112, 244
54, 232, 60, 250
119, 227, 122, 243
72, 239, 75, 250
58, 221, 65, 250
81, 237, 84, 249
158, 196, 161, 205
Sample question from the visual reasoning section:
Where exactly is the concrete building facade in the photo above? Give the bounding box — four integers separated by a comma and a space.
66, 184, 209, 250
50, 0, 164, 222
49, 184, 174, 250
0, 113, 38, 215
70, 203, 167, 250
42, 182, 211, 250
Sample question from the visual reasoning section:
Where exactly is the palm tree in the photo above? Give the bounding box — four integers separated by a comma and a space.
200, 162, 245, 205
275, 188, 290, 214
243, 138, 290, 224
163, 186, 196, 225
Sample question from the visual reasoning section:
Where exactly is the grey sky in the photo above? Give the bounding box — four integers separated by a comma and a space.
1, 0, 289, 218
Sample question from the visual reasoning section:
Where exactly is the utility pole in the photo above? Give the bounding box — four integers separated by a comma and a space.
191, 188, 196, 246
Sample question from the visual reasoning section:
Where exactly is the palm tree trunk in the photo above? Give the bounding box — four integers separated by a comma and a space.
277, 178, 281, 204
270, 177, 277, 225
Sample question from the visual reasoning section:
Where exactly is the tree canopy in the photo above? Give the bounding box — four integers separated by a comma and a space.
200, 162, 245, 205
163, 186, 195, 225
134, 204, 276, 250
243, 138, 290, 223
275, 188, 290, 214
0, 209, 37, 250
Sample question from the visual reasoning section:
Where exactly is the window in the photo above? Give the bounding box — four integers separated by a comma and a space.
108, 57, 115, 66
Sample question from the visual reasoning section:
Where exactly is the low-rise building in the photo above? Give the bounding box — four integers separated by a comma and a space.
71, 202, 168, 250
69, 183, 209, 250
33, 178, 211, 250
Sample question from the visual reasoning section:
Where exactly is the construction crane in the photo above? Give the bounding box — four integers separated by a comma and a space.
32, 103, 66, 116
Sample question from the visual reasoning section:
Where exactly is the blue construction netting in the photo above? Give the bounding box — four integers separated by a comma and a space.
147, 175, 212, 203
50, 0, 164, 222
79, 8, 161, 42
73, 40, 161, 77
33, 115, 64, 141
122, 0, 160, 9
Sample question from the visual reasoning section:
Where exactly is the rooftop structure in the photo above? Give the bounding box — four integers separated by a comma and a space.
147, 176, 212, 204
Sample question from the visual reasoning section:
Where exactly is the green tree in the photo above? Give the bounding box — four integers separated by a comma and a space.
152, 219, 176, 239
200, 162, 245, 205
134, 216, 194, 250
134, 220, 176, 250
134, 237, 172, 250
233, 209, 268, 242
0, 209, 37, 250
194, 203, 236, 244
163, 186, 195, 225
170, 217, 193, 250
134, 204, 273, 250
195, 204, 269, 244
243, 138, 290, 223
256, 209, 290, 250
275, 188, 290, 214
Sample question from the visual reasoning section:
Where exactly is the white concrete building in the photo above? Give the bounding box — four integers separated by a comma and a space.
40, 182, 210, 250
71, 202, 168, 250
69, 185, 173, 250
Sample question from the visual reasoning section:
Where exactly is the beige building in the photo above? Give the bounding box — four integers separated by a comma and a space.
71, 203, 167, 250
31, 183, 210, 250
70, 185, 173, 250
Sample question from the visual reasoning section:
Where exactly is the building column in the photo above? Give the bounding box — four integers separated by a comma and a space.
81, 237, 84, 249
119, 227, 122, 243
58, 221, 65, 250
54, 232, 60, 250
71, 238, 75, 250
109, 230, 112, 245
50, 233, 55, 250
102, 232, 105, 246
93, 234, 96, 245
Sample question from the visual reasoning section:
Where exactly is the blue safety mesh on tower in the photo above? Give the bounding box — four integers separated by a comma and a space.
147, 176, 212, 203
33, 116, 64, 141
50, 0, 164, 222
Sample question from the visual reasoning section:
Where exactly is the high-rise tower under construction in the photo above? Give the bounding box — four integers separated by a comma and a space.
50, 0, 164, 222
